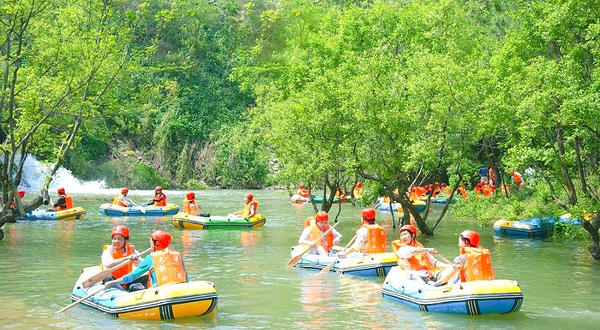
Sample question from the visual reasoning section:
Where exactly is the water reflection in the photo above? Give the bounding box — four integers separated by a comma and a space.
297, 276, 336, 329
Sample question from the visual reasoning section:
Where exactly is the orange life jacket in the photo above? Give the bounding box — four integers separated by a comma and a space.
298, 188, 310, 198
482, 185, 494, 197
353, 186, 363, 198
183, 199, 198, 215
459, 246, 494, 282
365, 224, 386, 253
458, 186, 468, 198
512, 172, 523, 185
154, 193, 167, 207
241, 200, 259, 218
309, 223, 334, 253
115, 194, 128, 207
151, 248, 186, 286
391, 240, 433, 276
56, 194, 74, 211
103, 244, 134, 280
304, 217, 314, 227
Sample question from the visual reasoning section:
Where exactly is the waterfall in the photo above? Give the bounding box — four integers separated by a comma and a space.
16, 154, 107, 194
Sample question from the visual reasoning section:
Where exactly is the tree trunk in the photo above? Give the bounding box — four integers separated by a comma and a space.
582, 213, 600, 260
555, 125, 577, 206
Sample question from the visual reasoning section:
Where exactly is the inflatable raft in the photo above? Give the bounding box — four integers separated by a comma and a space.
171, 213, 266, 229
290, 194, 309, 204
377, 199, 426, 212
70, 266, 217, 320
291, 246, 396, 276
382, 266, 523, 315
493, 214, 581, 238
98, 203, 179, 216
17, 207, 86, 221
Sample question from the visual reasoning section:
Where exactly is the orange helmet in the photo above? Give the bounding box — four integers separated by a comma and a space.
361, 208, 376, 221
246, 193, 254, 201
400, 225, 417, 237
186, 192, 195, 200
121, 187, 129, 194
460, 230, 480, 247
17, 189, 26, 197
111, 225, 129, 239
155, 186, 162, 191
315, 211, 329, 222
57, 187, 66, 195
151, 230, 172, 251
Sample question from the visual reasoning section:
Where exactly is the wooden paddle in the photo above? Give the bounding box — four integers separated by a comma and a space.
81, 247, 151, 289
56, 287, 106, 313
285, 222, 340, 268
315, 233, 358, 276
431, 251, 454, 266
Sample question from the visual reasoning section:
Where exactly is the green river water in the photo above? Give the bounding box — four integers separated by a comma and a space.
0, 189, 599, 329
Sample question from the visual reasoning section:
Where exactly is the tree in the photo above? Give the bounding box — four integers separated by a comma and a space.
490, 0, 599, 258
0, 0, 143, 239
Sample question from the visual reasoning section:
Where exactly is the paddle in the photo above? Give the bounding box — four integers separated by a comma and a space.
56, 287, 106, 314
285, 222, 340, 268
431, 251, 454, 266
81, 247, 152, 289
315, 233, 358, 276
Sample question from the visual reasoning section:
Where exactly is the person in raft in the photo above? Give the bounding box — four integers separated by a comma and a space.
297, 184, 310, 199
298, 211, 342, 256
101, 225, 146, 291
392, 225, 459, 286
352, 182, 363, 198
146, 185, 167, 206
9, 189, 26, 209
48, 187, 73, 211
114, 187, 137, 207
232, 193, 259, 220
104, 230, 189, 291
444, 230, 495, 284
337, 208, 386, 258
183, 192, 199, 216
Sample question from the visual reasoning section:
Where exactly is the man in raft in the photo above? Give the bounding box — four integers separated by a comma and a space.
337, 208, 386, 258
392, 225, 459, 286
48, 187, 73, 211
101, 225, 145, 291
232, 193, 259, 220
104, 230, 188, 291
297, 211, 342, 256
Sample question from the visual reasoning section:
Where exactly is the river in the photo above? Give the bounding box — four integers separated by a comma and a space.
0, 189, 598, 329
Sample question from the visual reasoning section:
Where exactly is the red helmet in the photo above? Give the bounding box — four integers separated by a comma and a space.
299, 184, 305, 189
361, 208, 376, 221
57, 187, 66, 195
121, 187, 129, 194
460, 230, 480, 247
315, 211, 329, 222
357, 182, 362, 188
245, 193, 254, 201
17, 189, 26, 197
155, 186, 162, 191
400, 225, 417, 237
151, 230, 172, 251
111, 225, 129, 239
186, 192, 195, 200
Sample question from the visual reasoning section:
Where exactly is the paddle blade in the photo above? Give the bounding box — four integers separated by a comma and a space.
316, 257, 338, 275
